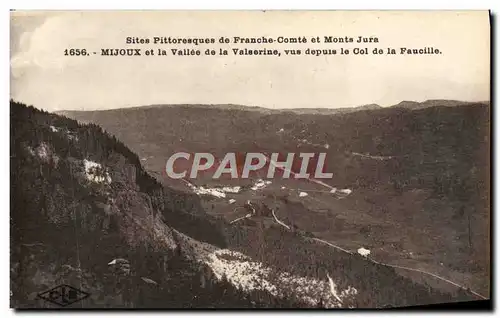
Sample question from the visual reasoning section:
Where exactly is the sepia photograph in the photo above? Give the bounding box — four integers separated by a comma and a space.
9, 10, 491, 309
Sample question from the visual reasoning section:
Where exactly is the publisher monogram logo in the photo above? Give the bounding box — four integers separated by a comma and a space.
37, 284, 90, 307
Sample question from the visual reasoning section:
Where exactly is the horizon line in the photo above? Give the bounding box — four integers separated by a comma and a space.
10, 98, 490, 113
52, 98, 490, 113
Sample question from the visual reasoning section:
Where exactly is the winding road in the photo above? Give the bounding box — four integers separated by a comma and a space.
308, 236, 488, 300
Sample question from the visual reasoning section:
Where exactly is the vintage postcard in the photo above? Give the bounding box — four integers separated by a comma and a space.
10, 10, 490, 309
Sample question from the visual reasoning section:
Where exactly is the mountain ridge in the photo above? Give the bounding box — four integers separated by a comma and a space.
55, 99, 489, 116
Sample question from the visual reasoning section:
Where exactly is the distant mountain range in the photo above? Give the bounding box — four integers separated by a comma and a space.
59, 99, 488, 117
276, 99, 488, 115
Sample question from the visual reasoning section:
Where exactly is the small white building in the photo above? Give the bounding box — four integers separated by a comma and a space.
357, 247, 371, 257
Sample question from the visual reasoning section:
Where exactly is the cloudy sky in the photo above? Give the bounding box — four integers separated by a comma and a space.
10, 11, 490, 111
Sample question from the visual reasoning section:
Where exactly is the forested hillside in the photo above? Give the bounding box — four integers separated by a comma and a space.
11, 100, 305, 308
